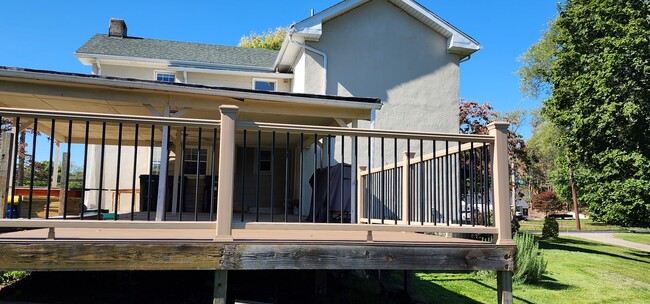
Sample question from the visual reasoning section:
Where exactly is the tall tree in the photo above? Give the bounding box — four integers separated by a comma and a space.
238, 27, 287, 51
523, 0, 650, 227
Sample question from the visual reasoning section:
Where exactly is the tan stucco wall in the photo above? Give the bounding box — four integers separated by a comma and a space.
304, 0, 461, 135
99, 64, 292, 91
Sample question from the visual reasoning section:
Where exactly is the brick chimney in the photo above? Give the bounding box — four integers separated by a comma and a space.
108, 18, 127, 38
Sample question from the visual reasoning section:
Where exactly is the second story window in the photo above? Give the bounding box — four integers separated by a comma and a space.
156, 72, 176, 83
253, 79, 277, 91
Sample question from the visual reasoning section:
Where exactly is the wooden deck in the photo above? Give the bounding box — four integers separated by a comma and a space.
0, 228, 515, 272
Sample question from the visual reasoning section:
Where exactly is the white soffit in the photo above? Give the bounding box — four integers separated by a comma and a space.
290, 0, 481, 55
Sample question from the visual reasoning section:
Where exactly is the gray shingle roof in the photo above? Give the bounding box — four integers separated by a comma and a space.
76, 34, 279, 70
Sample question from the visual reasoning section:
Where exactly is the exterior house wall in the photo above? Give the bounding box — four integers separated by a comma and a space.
100, 63, 292, 92
302, 0, 461, 165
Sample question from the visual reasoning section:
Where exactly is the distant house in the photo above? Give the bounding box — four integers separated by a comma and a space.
73, 0, 480, 216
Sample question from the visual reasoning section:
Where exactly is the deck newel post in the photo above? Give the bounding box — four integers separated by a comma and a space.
215, 105, 238, 241
213, 270, 228, 304
0, 132, 13, 219
488, 122, 513, 246
401, 152, 415, 225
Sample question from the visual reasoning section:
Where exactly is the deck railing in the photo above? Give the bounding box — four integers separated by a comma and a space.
0, 106, 513, 245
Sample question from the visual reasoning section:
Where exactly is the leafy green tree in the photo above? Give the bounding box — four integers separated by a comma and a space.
238, 27, 288, 51
521, 0, 650, 227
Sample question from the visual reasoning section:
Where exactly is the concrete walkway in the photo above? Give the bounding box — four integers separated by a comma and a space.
562, 232, 650, 252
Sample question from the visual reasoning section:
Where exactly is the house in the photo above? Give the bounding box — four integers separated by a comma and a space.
0, 1, 515, 303
73, 0, 481, 218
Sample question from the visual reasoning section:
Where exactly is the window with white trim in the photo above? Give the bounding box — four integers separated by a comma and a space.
184, 148, 208, 175
253, 79, 277, 91
155, 72, 176, 83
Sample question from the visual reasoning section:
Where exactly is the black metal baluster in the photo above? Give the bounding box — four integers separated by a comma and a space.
326, 135, 331, 223
367, 136, 372, 223
240, 129, 246, 222
179, 127, 187, 222
284, 132, 289, 222
340, 135, 344, 223
81, 121, 90, 220
62, 120, 73, 219
97, 122, 107, 221
313, 133, 317, 223
482, 145, 488, 226
470, 142, 475, 226
380, 136, 386, 224
299, 133, 303, 223
255, 130, 260, 222
353, 136, 358, 223
113, 123, 123, 221
27, 118, 37, 219
394, 138, 398, 224
195, 128, 202, 222
130, 124, 138, 220
271, 131, 275, 222
11, 117, 20, 219
210, 128, 217, 221
445, 141, 451, 226
146, 124, 154, 221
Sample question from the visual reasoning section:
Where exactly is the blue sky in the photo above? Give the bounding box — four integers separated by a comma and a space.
0, 0, 558, 138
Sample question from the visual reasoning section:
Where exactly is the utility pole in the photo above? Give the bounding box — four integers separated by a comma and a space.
566, 152, 581, 230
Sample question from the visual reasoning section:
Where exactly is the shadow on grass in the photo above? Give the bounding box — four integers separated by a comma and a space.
539, 237, 650, 264
414, 273, 568, 304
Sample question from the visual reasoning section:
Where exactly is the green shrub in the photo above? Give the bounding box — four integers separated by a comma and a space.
542, 218, 559, 238
0, 271, 30, 284
512, 218, 521, 235
514, 233, 547, 283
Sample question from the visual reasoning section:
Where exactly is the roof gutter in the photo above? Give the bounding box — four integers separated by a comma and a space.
459, 54, 472, 63
288, 34, 328, 95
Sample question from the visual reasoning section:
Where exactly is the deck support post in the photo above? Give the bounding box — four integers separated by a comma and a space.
215, 105, 238, 241
488, 122, 513, 245
497, 270, 513, 304
0, 132, 13, 219
401, 152, 415, 225
213, 270, 228, 304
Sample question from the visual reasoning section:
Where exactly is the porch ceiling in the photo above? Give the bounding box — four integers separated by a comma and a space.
0, 67, 380, 127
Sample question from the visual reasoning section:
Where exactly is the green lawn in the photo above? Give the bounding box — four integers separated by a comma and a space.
614, 233, 650, 246
519, 218, 633, 232
413, 236, 650, 303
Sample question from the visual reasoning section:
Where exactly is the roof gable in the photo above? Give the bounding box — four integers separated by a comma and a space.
291, 0, 480, 56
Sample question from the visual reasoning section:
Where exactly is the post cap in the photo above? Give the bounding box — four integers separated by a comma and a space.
219, 105, 239, 114
487, 122, 510, 131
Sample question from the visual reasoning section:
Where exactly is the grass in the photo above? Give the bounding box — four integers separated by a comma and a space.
614, 233, 650, 246
518, 218, 634, 232
413, 236, 650, 303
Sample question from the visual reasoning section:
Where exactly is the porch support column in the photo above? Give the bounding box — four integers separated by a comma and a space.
488, 122, 513, 245
497, 271, 513, 304
155, 106, 171, 221
215, 105, 238, 241
213, 270, 228, 304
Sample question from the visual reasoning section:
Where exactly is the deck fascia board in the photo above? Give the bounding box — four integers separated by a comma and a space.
0, 240, 515, 272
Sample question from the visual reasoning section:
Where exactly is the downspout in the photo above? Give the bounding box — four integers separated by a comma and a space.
459, 55, 471, 63
95, 57, 102, 75
288, 35, 327, 95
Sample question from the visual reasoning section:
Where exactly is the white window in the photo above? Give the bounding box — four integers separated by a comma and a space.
184, 148, 208, 175
252, 78, 277, 91
155, 71, 176, 83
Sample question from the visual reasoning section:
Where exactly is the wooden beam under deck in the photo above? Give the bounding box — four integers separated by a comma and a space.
0, 228, 515, 272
